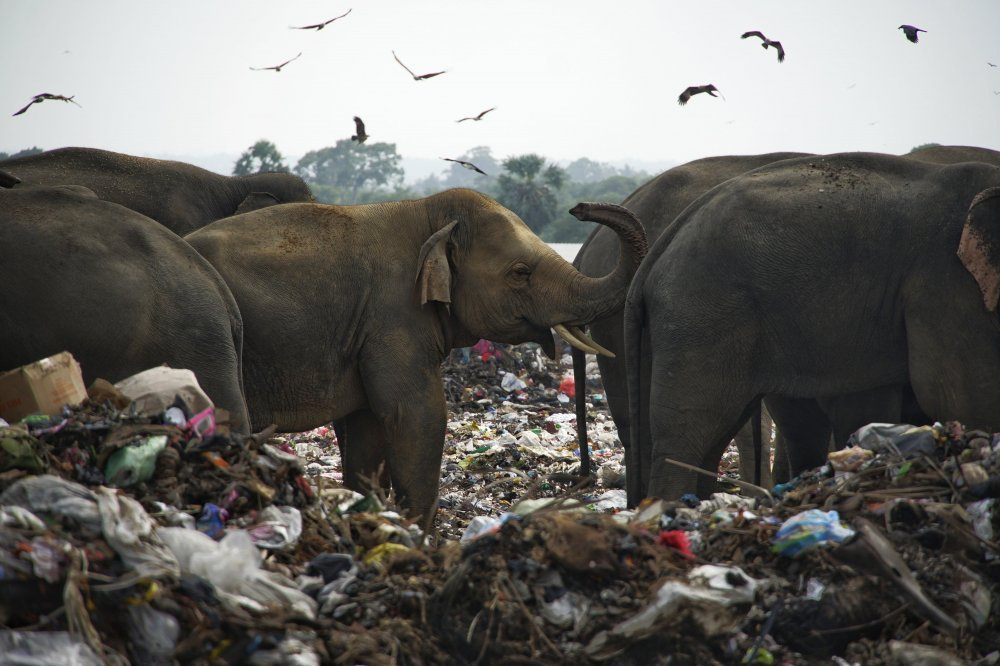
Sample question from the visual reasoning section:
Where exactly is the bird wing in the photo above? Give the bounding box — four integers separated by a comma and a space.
278, 52, 303, 68
353, 116, 366, 134
772, 41, 785, 62
741, 31, 766, 41
393, 51, 418, 78
678, 87, 698, 105
476, 107, 496, 119
414, 70, 446, 80
292, 22, 323, 29
12, 99, 38, 116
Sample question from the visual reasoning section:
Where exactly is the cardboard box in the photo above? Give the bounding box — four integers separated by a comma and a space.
0, 352, 88, 423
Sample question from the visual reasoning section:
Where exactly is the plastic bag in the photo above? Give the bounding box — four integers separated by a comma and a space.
772, 509, 856, 558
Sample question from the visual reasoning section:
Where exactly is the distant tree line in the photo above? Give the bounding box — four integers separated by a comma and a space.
233, 139, 653, 242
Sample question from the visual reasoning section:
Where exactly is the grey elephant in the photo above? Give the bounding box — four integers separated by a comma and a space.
0, 147, 314, 237
766, 145, 1000, 484
905, 144, 1000, 166
185, 189, 647, 522
624, 152, 1000, 501
573, 152, 808, 502
0, 185, 251, 431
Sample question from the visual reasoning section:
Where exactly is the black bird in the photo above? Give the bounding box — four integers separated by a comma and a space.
392, 51, 446, 80
12, 93, 81, 116
456, 107, 496, 123
291, 8, 352, 30
250, 52, 303, 72
441, 157, 486, 175
678, 84, 722, 106
351, 116, 368, 143
740, 31, 785, 62
988, 62, 997, 67
898, 25, 926, 43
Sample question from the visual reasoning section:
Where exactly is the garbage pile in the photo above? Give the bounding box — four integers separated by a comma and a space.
1, 347, 999, 665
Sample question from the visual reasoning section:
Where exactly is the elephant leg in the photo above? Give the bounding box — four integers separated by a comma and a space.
764, 396, 832, 478
341, 410, 390, 495
734, 404, 774, 489
645, 364, 760, 500
770, 429, 791, 485
361, 357, 449, 526
817, 385, 904, 446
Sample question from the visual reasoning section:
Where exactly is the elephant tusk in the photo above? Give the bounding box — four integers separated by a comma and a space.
565, 324, 616, 358
553, 323, 615, 358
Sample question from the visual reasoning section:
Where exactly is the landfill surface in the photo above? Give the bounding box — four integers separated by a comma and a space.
1, 341, 999, 665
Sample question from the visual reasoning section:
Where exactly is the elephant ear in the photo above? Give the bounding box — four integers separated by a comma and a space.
234, 191, 281, 215
958, 187, 1000, 312
415, 220, 458, 307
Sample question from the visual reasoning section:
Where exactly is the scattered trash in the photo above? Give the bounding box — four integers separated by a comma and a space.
1, 350, 999, 663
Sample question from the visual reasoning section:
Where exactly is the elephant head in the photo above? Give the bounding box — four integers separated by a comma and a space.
415, 192, 647, 358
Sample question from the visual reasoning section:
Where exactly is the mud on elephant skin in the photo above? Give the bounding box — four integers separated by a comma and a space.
185, 189, 647, 523
0, 185, 251, 432
0, 146, 314, 237
625, 152, 1000, 502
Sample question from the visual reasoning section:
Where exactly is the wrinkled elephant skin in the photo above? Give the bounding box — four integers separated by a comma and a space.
0, 147, 314, 236
573, 152, 808, 503
625, 152, 1000, 501
0, 185, 251, 432
186, 189, 647, 522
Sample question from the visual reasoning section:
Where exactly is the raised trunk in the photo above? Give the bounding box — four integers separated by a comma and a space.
562, 202, 648, 324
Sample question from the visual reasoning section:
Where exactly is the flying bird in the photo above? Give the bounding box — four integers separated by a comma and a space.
392, 51, 446, 80
441, 157, 487, 175
250, 52, 303, 72
677, 84, 723, 106
351, 116, 368, 143
456, 107, 496, 123
12, 93, 81, 116
988, 62, 997, 67
898, 25, 926, 43
291, 9, 352, 30
740, 30, 785, 62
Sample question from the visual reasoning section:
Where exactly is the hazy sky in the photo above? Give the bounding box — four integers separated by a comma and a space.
3, 1, 998, 175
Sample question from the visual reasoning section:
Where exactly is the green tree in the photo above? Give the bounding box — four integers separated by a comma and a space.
0, 146, 43, 161
295, 139, 404, 204
233, 139, 290, 175
495, 154, 566, 234
563, 157, 619, 183
545, 173, 651, 242
910, 142, 941, 152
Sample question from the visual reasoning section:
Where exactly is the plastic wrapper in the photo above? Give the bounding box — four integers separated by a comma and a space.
0, 475, 102, 536
772, 509, 855, 558
247, 505, 303, 550
0, 630, 104, 665
95, 486, 180, 580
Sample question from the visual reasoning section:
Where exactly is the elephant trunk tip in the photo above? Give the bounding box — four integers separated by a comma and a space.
570, 201, 633, 221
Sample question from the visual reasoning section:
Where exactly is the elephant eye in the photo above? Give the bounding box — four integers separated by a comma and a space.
506, 262, 532, 287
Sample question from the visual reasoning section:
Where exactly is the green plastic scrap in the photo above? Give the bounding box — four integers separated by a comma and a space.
104, 435, 169, 487
0, 427, 45, 473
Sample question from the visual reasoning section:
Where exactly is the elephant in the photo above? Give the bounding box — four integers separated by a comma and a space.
572, 152, 809, 502
0, 146, 314, 237
185, 188, 648, 523
624, 151, 1000, 502
0, 185, 251, 432
905, 144, 1000, 167
767, 145, 1000, 484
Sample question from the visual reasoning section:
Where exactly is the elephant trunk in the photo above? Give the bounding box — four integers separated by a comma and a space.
534, 203, 646, 358
564, 202, 647, 322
